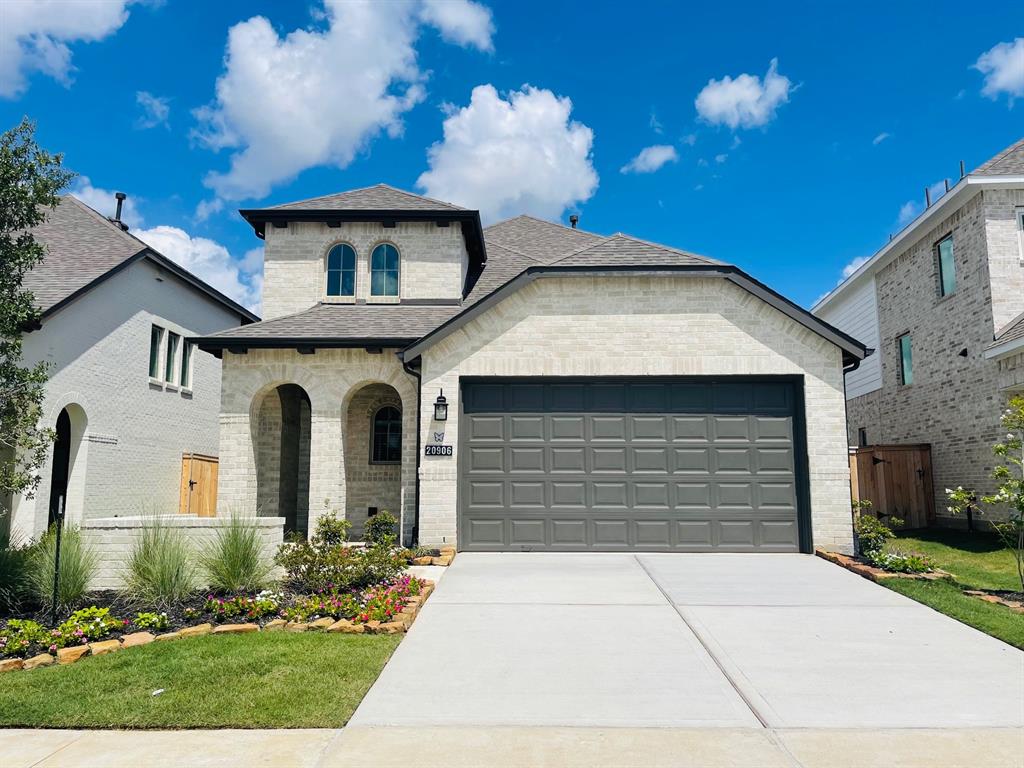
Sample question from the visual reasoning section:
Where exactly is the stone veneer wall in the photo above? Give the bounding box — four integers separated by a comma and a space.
417, 275, 855, 553
262, 221, 468, 320
845, 189, 1024, 522
216, 349, 418, 544
344, 383, 403, 538
81, 515, 284, 590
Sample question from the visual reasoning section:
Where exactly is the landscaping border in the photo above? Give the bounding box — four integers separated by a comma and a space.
815, 548, 949, 583
0, 580, 435, 675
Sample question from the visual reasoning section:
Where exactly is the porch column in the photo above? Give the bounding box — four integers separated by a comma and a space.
216, 412, 255, 515
306, 408, 345, 536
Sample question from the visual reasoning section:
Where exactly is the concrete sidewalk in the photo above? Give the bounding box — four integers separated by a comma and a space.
3, 726, 1022, 768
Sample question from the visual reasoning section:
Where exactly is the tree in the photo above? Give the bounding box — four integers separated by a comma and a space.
947, 395, 1024, 592
0, 118, 75, 523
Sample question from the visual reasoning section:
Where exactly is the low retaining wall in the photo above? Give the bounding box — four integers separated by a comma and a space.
81, 515, 285, 590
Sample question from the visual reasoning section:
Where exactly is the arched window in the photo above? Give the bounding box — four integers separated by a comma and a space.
371, 406, 402, 463
326, 243, 356, 297
370, 243, 400, 297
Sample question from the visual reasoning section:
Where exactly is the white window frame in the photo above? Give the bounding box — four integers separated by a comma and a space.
164, 331, 181, 387
179, 341, 194, 392
149, 325, 165, 382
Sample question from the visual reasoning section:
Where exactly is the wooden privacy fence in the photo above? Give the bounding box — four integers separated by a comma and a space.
849, 444, 935, 529
179, 453, 218, 517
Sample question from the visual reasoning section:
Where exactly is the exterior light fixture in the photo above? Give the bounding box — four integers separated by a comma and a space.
433, 390, 448, 421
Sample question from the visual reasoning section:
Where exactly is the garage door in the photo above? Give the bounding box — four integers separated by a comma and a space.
458, 378, 808, 552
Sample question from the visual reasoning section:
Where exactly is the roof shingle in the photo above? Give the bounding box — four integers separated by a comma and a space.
483, 215, 602, 262
266, 184, 465, 212
973, 138, 1024, 177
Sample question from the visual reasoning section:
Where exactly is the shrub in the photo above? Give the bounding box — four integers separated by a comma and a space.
283, 592, 361, 622
0, 619, 49, 658
853, 514, 899, 557
203, 591, 282, 621
0, 537, 33, 613
866, 549, 935, 574
51, 606, 124, 649
364, 510, 398, 547
124, 519, 197, 606
28, 524, 97, 609
132, 611, 169, 632
199, 512, 275, 594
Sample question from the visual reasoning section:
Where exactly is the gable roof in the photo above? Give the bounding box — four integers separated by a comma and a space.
484, 215, 602, 262
24, 195, 258, 324
813, 136, 1024, 314
551, 233, 720, 267
986, 310, 1024, 360
266, 183, 465, 212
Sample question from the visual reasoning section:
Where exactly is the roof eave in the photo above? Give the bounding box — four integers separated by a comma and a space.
985, 336, 1024, 361
192, 336, 418, 355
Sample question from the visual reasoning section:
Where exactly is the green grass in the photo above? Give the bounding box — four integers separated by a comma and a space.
0, 632, 400, 729
880, 528, 1024, 649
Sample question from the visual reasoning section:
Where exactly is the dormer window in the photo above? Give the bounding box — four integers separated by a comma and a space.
370, 243, 400, 297
326, 243, 356, 297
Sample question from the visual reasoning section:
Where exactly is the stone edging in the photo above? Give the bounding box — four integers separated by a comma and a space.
964, 590, 1024, 614
0, 580, 435, 675
815, 549, 950, 583
410, 545, 456, 567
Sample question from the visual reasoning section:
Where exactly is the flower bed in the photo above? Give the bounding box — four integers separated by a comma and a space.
816, 548, 949, 582
0, 578, 434, 674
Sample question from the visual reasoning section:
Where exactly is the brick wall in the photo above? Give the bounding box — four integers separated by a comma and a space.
418, 275, 855, 552
262, 221, 468, 320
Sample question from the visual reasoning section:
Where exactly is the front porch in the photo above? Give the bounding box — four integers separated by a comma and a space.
216, 348, 419, 544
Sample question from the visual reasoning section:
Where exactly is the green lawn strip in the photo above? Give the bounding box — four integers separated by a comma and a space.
881, 578, 1024, 650
0, 632, 400, 729
888, 529, 1019, 591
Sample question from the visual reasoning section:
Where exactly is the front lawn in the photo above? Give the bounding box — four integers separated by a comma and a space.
0, 632, 399, 729
881, 528, 1024, 650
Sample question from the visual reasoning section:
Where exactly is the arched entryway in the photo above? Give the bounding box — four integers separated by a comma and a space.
47, 404, 87, 527
253, 384, 311, 537
344, 383, 403, 539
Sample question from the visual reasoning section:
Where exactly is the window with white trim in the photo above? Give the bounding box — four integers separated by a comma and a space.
165, 332, 180, 384
180, 342, 193, 389
370, 243, 400, 297
149, 325, 164, 379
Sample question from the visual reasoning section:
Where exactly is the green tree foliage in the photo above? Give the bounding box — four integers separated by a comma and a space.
0, 118, 75, 515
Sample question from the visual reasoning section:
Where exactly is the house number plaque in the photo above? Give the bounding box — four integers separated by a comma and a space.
424, 445, 453, 456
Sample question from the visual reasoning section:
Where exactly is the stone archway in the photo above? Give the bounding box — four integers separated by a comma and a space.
47, 403, 88, 528
344, 383, 403, 539
253, 384, 311, 537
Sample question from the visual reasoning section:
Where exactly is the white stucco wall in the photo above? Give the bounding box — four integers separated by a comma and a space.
417, 275, 855, 553
10, 258, 245, 540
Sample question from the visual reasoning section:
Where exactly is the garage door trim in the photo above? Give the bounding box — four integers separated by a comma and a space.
456, 375, 813, 553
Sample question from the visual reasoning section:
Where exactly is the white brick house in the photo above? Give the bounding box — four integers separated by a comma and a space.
3, 196, 259, 581
198, 185, 867, 554
813, 138, 1024, 523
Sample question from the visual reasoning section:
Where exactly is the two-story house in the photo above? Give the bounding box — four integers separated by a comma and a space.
3, 195, 259, 586
196, 184, 868, 554
813, 138, 1024, 524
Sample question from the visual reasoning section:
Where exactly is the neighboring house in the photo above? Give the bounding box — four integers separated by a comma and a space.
3, 195, 259, 572
196, 184, 866, 554
813, 138, 1024, 524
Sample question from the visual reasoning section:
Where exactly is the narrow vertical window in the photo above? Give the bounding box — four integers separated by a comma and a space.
180, 342, 193, 389
857, 427, 868, 448
326, 243, 356, 297
1016, 207, 1024, 259
897, 333, 913, 385
149, 325, 164, 378
371, 406, 402, 463
370, 243, 400, 297
165, 332, 180, 383
936, 235, 955, 296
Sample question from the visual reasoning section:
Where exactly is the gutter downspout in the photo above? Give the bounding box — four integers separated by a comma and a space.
401, 356, 422, 547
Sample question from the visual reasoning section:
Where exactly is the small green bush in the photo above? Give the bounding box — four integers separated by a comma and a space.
132, 611, 169, 631
28, 524, 97, 609
0, 619, 49, 658
202, 591, 281, 621
199, 512, 274, 594
364, 510, 398, 547
124, 519, 197, 606
0, 537, 34, 612
854, 514, 899, 557
52, 606, 124, 649
866, 549, 935, 574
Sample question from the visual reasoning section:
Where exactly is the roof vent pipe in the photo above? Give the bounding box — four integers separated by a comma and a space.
924, 186, 932, 208
569, 214, 579, 229
944, 178, 950, 193
112, 192, 128, 231
959, 160, 966, 179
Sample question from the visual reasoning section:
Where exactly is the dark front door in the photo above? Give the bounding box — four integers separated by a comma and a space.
458, 377, 809, 552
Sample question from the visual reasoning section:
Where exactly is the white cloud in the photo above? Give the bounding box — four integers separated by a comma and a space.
897, 181, 947, 227
714, 153, 727, 164
135, 226, 263, 313
419, 0, 494, 52
872, 132, 891, 145
695, 58, 792, 129
0, 0, 133, 98
417, 84, 598, 223
620, 144, 678, 174
135, 90, 170, 129
70, 176, 143, 229
193, 0, 493, 206
975, 38, 1024, 104
841, 255, 870, 280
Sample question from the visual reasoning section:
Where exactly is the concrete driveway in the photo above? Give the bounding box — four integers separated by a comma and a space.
351, 553, 1024, 729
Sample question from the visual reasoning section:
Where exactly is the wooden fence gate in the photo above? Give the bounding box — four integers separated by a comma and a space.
179, 453, 218, 517
849, 444, 934, 528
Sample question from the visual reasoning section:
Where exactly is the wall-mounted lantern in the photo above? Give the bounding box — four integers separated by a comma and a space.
433, 390, 448, 421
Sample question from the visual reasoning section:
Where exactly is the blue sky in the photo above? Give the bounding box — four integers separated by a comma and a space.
1, 1, 1021, 313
